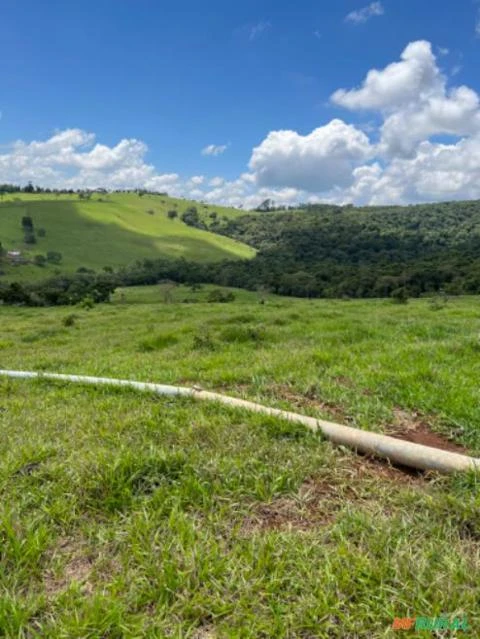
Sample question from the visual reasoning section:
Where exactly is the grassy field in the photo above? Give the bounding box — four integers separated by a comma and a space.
0, 193, 254, 281
1, 288, 479, 637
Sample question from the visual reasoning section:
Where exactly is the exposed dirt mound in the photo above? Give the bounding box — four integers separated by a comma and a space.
388, 409, 468, 455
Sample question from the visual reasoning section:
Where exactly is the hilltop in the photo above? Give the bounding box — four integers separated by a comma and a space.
0, 191, 254, 281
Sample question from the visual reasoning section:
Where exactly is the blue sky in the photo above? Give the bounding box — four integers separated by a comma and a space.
2, 0, 480, 206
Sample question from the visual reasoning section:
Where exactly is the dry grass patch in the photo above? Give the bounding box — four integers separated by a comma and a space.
243, 454, 425, 534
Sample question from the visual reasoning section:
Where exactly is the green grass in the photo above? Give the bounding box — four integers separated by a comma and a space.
1, 290, 479, 636
0, 192, 255, 281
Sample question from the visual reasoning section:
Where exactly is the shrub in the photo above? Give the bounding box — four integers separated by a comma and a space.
207, 289, 236, 303
192, 332, 216, 351
62, 314, 77, 327
181, 207, 206, 229
429, 291, 449, 311
0, 282, 31, 305
24, 231, 36, 244
146, 209, 155, 215
33, 254, 47, 267
167, 210, 178, 219
80, 296, 95, 309
138, 333, 179, 352
37, 228, 46, 237
21, 215, 33, 230
391, 287, 409, 304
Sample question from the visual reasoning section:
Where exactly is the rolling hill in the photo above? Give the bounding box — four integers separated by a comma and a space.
0, 192, 255, 281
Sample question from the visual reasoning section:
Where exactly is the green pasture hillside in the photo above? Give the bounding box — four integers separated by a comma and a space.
0, 192, 255, 281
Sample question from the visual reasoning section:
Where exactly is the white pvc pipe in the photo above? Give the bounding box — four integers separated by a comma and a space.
1, 369, 479, 474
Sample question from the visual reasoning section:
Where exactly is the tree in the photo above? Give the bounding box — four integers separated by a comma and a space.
391, 287, 409, 304
46, 251, 63, 264
34, 254, 47, 267
167, 210, 178, 219
0, 282, 31, 304
256, 198, 273, 212
21, 216, 34, 230
181, 207, 206, 229
24, 231, 36, 245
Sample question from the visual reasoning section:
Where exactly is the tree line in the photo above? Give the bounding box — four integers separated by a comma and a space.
3, 197, 480, 305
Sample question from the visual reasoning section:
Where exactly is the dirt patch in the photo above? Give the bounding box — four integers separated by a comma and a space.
243, 457, 423, 533
347, 453, 425, 482
191, 625, 217, 639
387, 409, 468, 455
44, 538, 94, 597
242, 494, 335, 533
271, 384, 348, 423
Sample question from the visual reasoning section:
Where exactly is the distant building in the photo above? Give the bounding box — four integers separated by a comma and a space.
7, 250, 23, 264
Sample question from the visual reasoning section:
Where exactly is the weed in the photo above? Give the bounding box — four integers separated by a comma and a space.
138, 333, 179, 352
62, 314, 77, 327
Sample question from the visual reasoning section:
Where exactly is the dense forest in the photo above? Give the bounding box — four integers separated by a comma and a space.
193, 200, 480, 298
2, 198, 480, 304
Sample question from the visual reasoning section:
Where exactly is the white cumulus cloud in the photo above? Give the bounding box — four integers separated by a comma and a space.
345, 2, 384, 24
201, 143, 228, 156
332, 41, 441, 111
332, 40, 480, 157
249, 119, 372, 191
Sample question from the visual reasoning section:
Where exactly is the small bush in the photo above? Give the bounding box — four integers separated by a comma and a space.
207, 289, 236, 303
146, 209, 155, 215
192, 332, 216, 351
391, 287, 409, 304
21, 215, 33, 230
62, 314, 77, 327
47, 251, 62, 264
138, 333, 179, 352
37, 228, 46, 237
24, 231, 36, 244
429, 291, 449, 311
80, 296, 95, 310
33, 254, 46, 267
